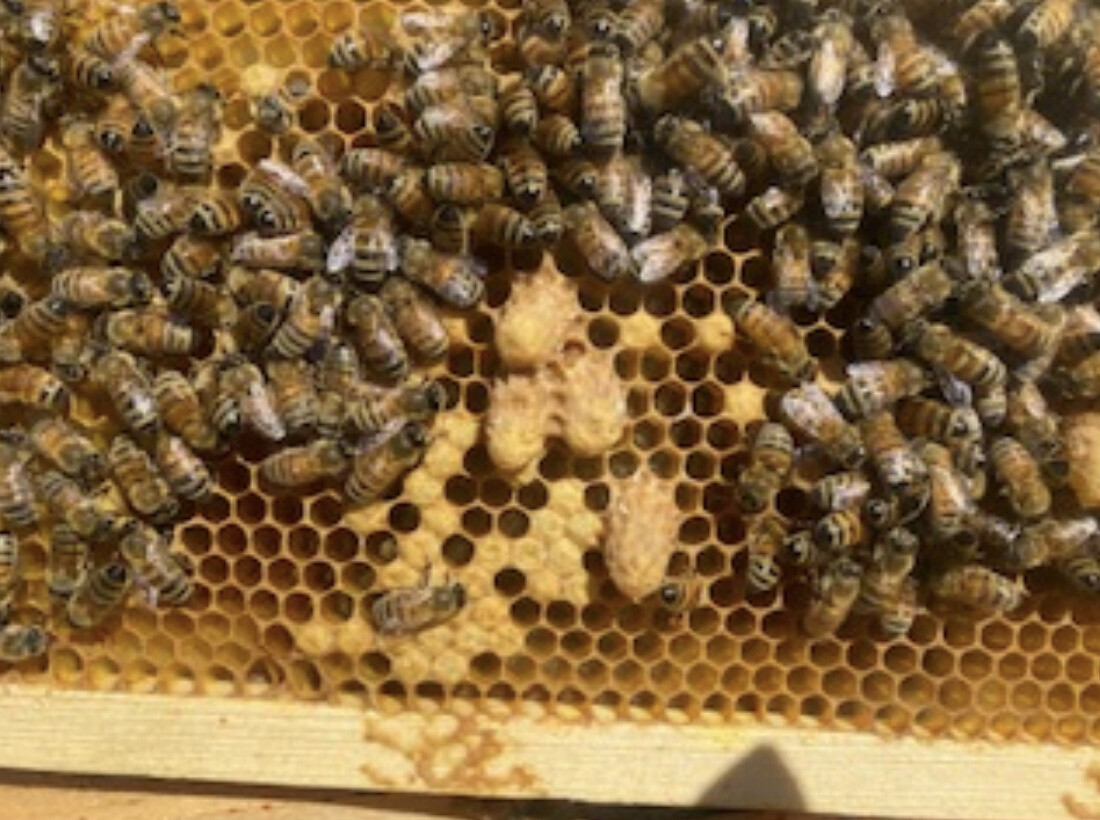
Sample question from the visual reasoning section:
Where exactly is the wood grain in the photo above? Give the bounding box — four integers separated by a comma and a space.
0, 684, 1092, 820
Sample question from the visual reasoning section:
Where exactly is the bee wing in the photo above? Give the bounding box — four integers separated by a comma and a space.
326, 224, 356, 275
257, 158, 311, 199
114, 33, 153, 65
935, 366, 973, 407
811, 37, 845, 106
400, 9, 459, 36
873, 41, 896, 98
781, 383, 833, 431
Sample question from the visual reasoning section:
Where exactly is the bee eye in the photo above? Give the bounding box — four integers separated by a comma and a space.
542, 14, 565, 37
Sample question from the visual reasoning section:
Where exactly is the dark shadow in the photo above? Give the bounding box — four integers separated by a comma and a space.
698, 744, 806, 812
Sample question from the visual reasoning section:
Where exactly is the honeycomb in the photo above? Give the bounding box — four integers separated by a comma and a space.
3, 0, 1100, 759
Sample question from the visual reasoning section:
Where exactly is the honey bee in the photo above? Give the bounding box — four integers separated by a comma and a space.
655, 114, 745, 199
48, 522, 88, 597
230, 230, 326, 271
154, 434, 213, 502
807, 10, 854, 110
1003, 162, 1057, 265
972, 34, 1022, 155
265, 358, 320, 439
737, 423, 795, 513
0, 530, 19, 617
61, 117, 118, 202
812, 471, 873, 512
345, 420, 429, 505
563, 202, 636, 282
153, 369, 219, 453
551, 157, 599, 199
249, 78, 307, 135
290, 137, 353, 228
855, 526, 919, 615
1003, 517, 1096, 571
66, 561, 132, 629
888, 153, 960, 240
525, 66, 574, 115
744, 513, 788, 594
635, 36, 724, 113
214, 355, 286, 442
6, 298, 69, 358
65, 46, 116, 95
345, 379, 447, 437
0, 54, 58, 154
344, 294, 409, 384
429, 204, 473, 255
472, 202, 539, 249
27, 417, 104, 486
133, 181, 198, 241
371, 101, 414, 154
414, 101, 495, 163
816, 131, 863, 237
1005, 231, 1100, 304
499, 76, 539, 137
834, 359, 929, 420
372, 564, 466, 637
631, 223, 708, 285
166, 83, 220, 179
529, 187, 563, 246
1004, 378, 1065, 477
82, 1, 180, 59
952, 195, 1001, 282
37, 471, 115, 542
0, 274, 25, 319
580, 42, 626, 154
259, 439, 350, 490
328, 26, 394, 71
266, 275, 339, 360
51, 267, 152, 311
729, 298, 817, 385
904, 320, 1006, 392
385, 168, 436, 233
118, 520, 192, 607
931, 564, 1023, 613
958, 280, 1063, 362
868, 260, 954, 334
650, 169, 690, 232
870, 12, 939, 97
405, 64, 498, 117
1056, 550, 1100, 594
989, 435, 1051, 520
401, 237, 485, 309
656, 571, 702, 616
1016, 0, 1077, 54
744, 186, 805, 232
1055, 304, 1100, 366
780, 382, 864, 469
238, 164, 312, 236
0, 146, 55, 262
401, 7, 500, 73
814, 508, 867, 553
0, 624, 48, 662
341, 147, 409, 196
189, 189, 244, 236
99, 307, 196, 358
895, 395, 981, 447
770, 222, 815, 311
749, 111, 818, 188
862, 410, 930, 518
0, 442, 35, 529
162, 272, 233, 329
0, 363, 67, 411
915, 440, 976, 548
955, 0, 1014, 54
107, 434, 178, 524
711, 67, 805, 128
425, 161, 504, 206
113, 55, 176, 134
379, 276, 448, 363
802, 558, 862, 638
596, 152, 650, 241
497, 139, 547, 212
877, 577, 920, 639
60, 211, 134, 263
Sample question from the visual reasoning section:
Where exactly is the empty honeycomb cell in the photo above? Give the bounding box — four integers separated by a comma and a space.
338, 561, 375, 595
212, 2, 246, 36
753, 663, 785, 696
649, 660, 683, 696
248, 526, 280, 560
287, 658, 324, 699
235, 493, 267, 526
463, 382, 490, 414
1013, 679, 1044, 711
249, 588, 280, 621
1018, 622, 1048, 653
766, 693, 798, 722
739, 255, 769, 290
1047, 682, 1076, 713
999, 651, 1028, 682
202, 495, 232, 525
498, 508, 530, 538
285, 1, 321, 36
202, 665, 238, 697
1067, 653, 1096, 684
388, 502, 421, 533
284, 528, 320, 562
249, 1, 282, 35
1023, 714, 1053, 742
271, 497, 304, 528
806, 328, 837, 360
198, 554, 230, 586
581, 603, 613, 635
540, 656, 572, 685
675, 352, 710, 385
577, 658, 608, 692
1032, 652, 1063, 683
822, 667, 859, 700
612, 659, 645, 693
981, 621, 1014, 653
1052, 624, 1080, 653
1058, 716, 1089, 743
308, 496, 343, 529
87, 657, 121, 691
264, 35, 299, 68
938, 677, 972, 710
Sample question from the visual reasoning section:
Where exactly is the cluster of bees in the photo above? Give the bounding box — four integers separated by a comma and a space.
0, 0, 1097, 653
